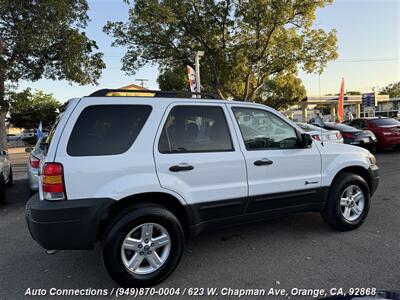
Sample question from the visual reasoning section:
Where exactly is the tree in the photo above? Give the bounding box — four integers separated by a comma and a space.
104, 0, 337, 103
8, 89, 61, 129
260, 73, 306, 110
347, 91, 361, 95
379, 82, 400, 98
0, 0, 105, 148
157, 67, 188, 91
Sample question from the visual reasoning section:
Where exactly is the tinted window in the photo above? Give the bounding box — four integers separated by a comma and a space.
346, 120, 367, 129
233, 107, 298, 150
370, 118, 400, 126
67, 105, 151, 156
159, 106, 233, 153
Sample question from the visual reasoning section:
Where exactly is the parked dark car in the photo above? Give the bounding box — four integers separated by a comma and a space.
312, 122, 377, 149
343, 118, 400, 150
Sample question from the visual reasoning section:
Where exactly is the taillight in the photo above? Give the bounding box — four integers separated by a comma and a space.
311, 134, 321, 141
336, 132, 342, 139
42, 163, 66, 201
29, 155, 40, 168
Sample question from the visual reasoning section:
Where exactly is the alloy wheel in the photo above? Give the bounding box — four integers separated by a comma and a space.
121, 223, 171, 275
340, 185, 365, 221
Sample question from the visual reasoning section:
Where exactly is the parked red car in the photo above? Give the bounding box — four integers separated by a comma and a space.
344, 118, 400, 149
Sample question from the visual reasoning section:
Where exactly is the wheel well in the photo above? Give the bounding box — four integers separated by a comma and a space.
333, 166, 372, 192
97, 192, 191, 240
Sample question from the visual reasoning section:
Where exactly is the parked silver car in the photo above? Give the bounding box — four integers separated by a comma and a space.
296, 123, 344, 143
26, 136, 46, 194
0, 149, 13, 201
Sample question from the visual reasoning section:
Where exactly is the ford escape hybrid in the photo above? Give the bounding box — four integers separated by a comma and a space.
26, 89, 379, 287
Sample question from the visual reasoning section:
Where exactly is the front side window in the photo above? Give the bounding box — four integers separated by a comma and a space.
159, 106, 233, 153
67, 105, 152, 156
232, 107, 299, 150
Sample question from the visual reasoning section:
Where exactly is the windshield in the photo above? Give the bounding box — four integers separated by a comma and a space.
370, 118, 400, 126
44, 100, 70, 149
45, 113, 62, 148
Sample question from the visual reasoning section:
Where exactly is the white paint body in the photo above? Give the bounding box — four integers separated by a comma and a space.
40, 97, 374, 206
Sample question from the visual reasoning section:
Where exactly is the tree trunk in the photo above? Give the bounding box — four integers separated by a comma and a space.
0, 111, 7, 150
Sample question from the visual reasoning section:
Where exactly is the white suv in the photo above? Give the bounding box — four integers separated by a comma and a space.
26, 90, 379, 287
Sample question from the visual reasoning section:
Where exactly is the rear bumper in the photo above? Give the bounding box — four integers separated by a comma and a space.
344, 138, 377, 148
368, 164, 380, 195
25, 194, 113, 250
377, 135, 400, 148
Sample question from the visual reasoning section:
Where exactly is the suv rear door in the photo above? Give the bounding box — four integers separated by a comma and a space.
227, 105, 323, 213
154, 102, 248, 224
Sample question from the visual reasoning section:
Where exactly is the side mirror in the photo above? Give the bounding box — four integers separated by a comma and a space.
300, 133, 313, 148
0, 150, 7, 156
25, 147, 32, 153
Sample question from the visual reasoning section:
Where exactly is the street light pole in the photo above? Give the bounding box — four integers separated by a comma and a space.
195, 51, 204, 98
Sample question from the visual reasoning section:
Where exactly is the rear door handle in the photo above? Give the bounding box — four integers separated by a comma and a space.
254, 159, 273, 166
169, 164, 194, 172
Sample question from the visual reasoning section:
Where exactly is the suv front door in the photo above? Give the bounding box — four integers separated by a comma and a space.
154, 103, 248, 224
228, 105, 323, 213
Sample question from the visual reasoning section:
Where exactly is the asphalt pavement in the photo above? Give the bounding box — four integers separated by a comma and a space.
0, 150, 399, 300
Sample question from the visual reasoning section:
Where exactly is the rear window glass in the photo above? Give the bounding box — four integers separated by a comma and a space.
324, 123, 358, 132
67, 105, 151, 156
370, 118, 400, 126
297, 123, 327, 132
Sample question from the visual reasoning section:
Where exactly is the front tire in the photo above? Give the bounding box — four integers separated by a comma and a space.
322, 173, 370, 231
7, 167, 13, 187
102, 205, 184, 287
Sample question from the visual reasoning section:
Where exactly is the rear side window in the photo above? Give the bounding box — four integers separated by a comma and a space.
370, 118, 400, 126
67, 105, 151, 156
158, 106, 233, 153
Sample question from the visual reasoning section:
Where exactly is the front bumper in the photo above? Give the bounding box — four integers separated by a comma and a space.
368, 164, 380, 195
25, 194, 113, 250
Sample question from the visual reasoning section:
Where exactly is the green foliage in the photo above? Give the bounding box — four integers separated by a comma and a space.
347, 91, 361, 95
379, 82, 400, 98
260, 74, 306, 110
105, 0, 338, 105
0, 0, 105, 108
9, 89, 61, 129
157, 67, 188, 91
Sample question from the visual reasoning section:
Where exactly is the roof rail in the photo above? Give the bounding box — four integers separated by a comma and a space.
87, 89, 221, 99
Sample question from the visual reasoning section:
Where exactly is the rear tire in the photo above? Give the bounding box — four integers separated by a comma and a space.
322, 173, 370, 231
101, 205, 184, 287
0, 176, 6, 203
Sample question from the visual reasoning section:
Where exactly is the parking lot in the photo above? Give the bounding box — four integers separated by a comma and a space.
0, 149, 399, 300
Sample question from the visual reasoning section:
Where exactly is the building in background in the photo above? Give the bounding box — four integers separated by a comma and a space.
106, 83, 154, 97
283, 94, 394, 122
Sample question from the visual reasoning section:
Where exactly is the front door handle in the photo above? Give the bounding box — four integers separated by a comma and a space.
254, 159, 273, 166
169, 164, 194, 172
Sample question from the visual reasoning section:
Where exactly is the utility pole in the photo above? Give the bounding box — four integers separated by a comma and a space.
195, 51, 204, 98
135, 78, 148, 88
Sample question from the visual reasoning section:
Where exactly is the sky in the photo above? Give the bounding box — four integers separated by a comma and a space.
18, 0, 400, 103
